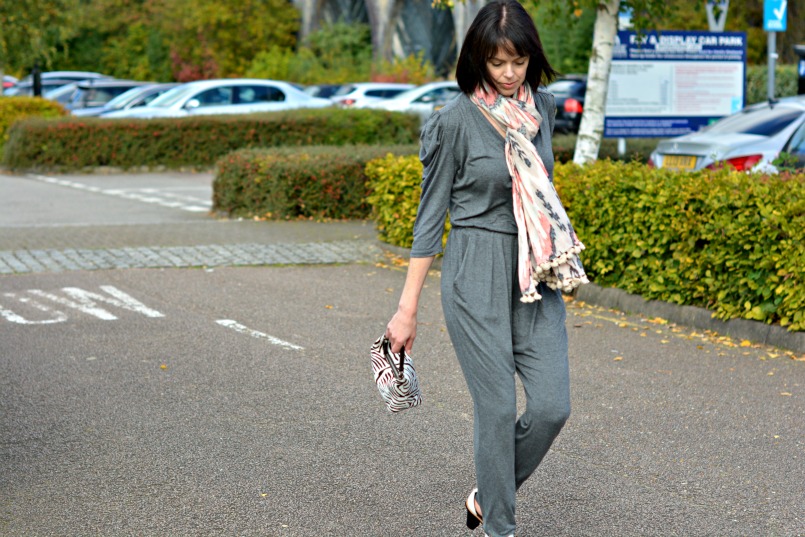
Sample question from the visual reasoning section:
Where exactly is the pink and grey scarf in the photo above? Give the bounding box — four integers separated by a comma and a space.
471, 82, 589, 302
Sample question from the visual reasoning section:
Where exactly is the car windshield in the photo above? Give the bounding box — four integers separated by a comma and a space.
332, 85, 357, 97
104, 86, 153, 109
44, 83, 78, 100
705, 106, 804, 137
147, 85, 199, 108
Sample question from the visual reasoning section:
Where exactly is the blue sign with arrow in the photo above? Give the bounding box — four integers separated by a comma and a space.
764, 0, 787, 32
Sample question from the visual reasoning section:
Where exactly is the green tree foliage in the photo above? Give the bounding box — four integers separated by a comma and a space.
248, 22, 373, 84
58, 0, 174, 81
247, 22, 434, 85
620, 0, 804, 65
530, 4, 595, 76
10, 0, 300, 82
0, 0, 79, 75
159, 0, 299, 80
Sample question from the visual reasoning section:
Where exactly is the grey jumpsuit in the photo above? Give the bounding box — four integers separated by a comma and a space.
410, 91, 571, 537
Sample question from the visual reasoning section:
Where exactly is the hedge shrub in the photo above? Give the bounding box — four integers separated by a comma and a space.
0, 96, 67, 153
553, 134, 660, 164
746, 64, 799, 104
213, 144, 418, 220
365, 155, 805, 331
2, 108, 420, 171
559, 162, 804, 331
365, 153, 427, 248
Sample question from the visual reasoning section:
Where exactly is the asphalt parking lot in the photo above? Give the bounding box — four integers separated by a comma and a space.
1, 171, 803, 536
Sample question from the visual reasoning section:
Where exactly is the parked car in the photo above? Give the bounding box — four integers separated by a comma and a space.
19, 70, 108, 84
72, 83, 180, 117
104, 79, 333, 118
2, 75, 17, 93
8, 78, 84, 97
650, 95, 805, 172
330, 82, 415, 108
780, 119, 805, 170
65, 80, 151, 111
546, 75, 586, 134
44, 82, 81, 106
303, 84, 344, 99
5, 71, 111, 96
363, 81, 460, 123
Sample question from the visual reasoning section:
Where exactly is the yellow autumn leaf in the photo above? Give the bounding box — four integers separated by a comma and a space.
780, 392, 792, 396
614, 356, 623, 361
740, 340, 752, 347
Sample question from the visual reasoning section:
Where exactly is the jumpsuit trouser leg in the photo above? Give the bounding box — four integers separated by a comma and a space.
440, 227, 571, 537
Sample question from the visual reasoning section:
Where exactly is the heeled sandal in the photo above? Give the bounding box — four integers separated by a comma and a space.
465, 488, 482, 530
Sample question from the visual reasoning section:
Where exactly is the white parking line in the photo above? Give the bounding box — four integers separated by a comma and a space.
27, 174, 212, 213
215, 320, 304, 350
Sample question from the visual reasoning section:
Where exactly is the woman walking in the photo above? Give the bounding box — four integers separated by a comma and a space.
384, 0, 588, 535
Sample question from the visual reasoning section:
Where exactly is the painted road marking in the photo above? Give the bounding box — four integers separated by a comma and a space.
27, 174, 211, 213
0, 294, 68, 325
215, 320, 304, 351
0, 285, 165, 323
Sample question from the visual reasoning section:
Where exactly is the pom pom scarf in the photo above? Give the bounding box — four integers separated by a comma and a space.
471, 82, 589, 302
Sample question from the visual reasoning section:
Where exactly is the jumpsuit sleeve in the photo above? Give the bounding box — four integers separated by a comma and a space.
534, 90, 557, 181
410, 111, 458, 258
546, 91, 557, 136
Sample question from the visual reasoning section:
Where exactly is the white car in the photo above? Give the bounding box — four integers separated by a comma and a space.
104, 79, 333, 118
363, 81, 461, 123
330, 82, 415, 108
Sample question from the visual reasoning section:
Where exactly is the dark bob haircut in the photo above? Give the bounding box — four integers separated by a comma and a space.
455, 0, 557, 94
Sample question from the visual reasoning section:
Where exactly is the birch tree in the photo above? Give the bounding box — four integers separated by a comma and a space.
572, 0, 620, 165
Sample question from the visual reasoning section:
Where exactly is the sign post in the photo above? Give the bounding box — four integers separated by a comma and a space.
764, 0, 788, 101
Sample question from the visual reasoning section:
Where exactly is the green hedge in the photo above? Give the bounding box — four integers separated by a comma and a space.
555, 161, 805, 331
0, 96, 67, 153
553, 134, 660, 164
366, 153, 431, 248
746, 64, 799, 104
2, 109, 421, 172
365, 155, 805, 331
213, 144, 418, 220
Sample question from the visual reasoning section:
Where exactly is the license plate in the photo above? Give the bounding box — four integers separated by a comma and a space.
663, 155, 697, 170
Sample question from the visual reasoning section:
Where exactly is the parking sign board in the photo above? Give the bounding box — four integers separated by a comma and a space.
604, 30, 747, 138
763, 0, 787, 32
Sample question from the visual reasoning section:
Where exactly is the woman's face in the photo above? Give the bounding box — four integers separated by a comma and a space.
485, 46, 529, 97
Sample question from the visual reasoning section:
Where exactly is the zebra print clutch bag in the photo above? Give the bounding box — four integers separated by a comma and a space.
370, 335, 422, 413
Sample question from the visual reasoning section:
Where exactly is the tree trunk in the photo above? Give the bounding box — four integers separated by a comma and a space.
572, 0, 619, 166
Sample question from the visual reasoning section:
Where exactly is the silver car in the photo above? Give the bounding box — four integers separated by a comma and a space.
650, 95, 805, 172
362, 81, 461, 123
104, 79, 333, 119
72, 83, 180, 117
330, 82, 415, 108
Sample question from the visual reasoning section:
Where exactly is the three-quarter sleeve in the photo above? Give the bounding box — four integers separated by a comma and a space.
410, 112, 458, 257
545, 91, 557, 136
534, 90, 556, 181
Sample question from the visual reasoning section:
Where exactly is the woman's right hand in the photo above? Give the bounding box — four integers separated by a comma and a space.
386, 307, 417, 354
